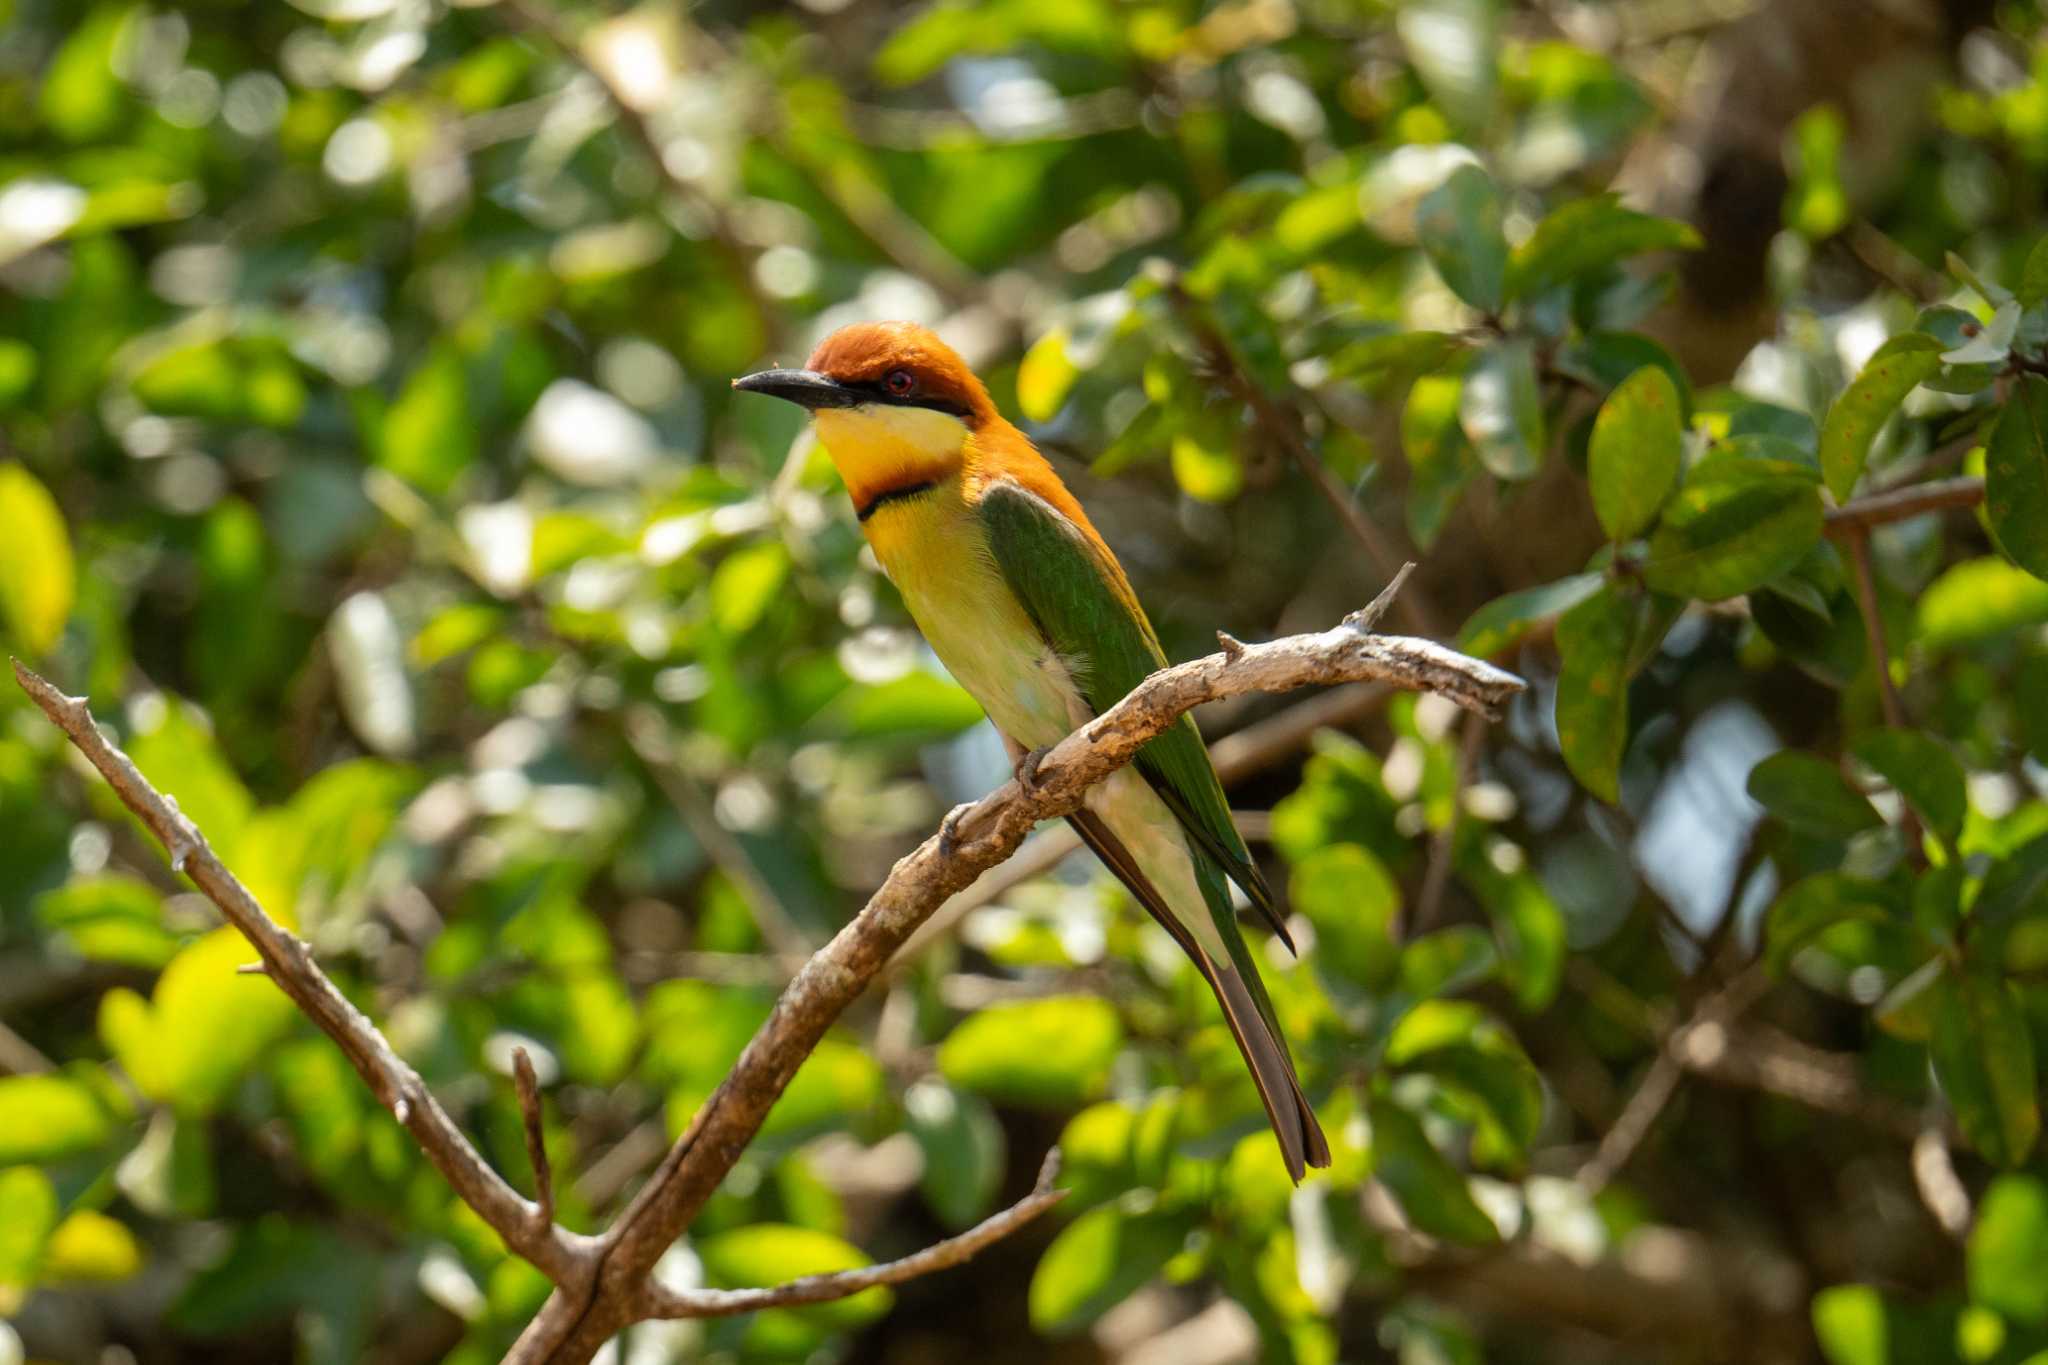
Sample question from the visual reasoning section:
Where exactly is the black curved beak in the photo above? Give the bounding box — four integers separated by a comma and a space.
730, 368, 863, 410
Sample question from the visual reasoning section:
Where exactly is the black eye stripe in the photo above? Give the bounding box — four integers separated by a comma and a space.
847, 379, 971, 418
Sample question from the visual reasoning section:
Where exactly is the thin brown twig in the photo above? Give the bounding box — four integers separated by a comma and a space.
1408, 709, 1487, 940
1824, 476, 1983, 537
623, 707, 811, 957
1577, 966, 1770, 1194
1843, 525, 1912, 732
513, 1046, 556, 1229
638, 1148, 1067, 1319
1161, 278, 1441, 638
508, 596, 1522, 1362
12, 662, 589, 1284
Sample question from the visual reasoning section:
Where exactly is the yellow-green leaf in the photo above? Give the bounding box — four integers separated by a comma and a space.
0, 463, 75, 654
1588, 365, 1682, 541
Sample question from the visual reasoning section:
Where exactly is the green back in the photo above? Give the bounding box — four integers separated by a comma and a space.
976, 481, 1282, 942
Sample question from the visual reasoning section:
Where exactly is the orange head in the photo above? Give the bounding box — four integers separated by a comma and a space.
731, 321, 994, 427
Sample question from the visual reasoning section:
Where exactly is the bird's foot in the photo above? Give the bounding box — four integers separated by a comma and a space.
1013, 744, 1052, 796
937, 802, 974, 858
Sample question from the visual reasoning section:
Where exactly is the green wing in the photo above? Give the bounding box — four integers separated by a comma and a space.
976, 480, 1286, 947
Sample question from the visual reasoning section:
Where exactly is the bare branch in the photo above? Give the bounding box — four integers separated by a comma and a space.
1825, 475, 1983, 537
1843, 526, 1912, 734
514, 1046, 556, 1230
12, 662, 589, 1284
511, 601, 1524, 1361
639, 1149, 1067, 1319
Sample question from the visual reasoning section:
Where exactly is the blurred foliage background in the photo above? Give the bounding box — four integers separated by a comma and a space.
9, 0, 2048, 1361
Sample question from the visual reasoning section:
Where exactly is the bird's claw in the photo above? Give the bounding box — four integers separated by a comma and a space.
937, 802, 974, 857
1014, 745, 1052, 796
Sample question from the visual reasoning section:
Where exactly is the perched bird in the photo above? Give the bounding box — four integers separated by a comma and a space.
734, 321, 1329, 1179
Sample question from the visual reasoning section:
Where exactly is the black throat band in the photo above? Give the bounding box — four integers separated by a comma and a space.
854, 479, 939, 522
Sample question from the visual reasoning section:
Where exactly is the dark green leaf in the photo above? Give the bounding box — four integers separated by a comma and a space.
1746, 752, 1881, 839
1588, 365, 1682, 540
1763, 873, 1894, 975
1932, 971, 2039, 1166
1403, 372, 1479, 548
1508, 196, 1701, 299
1416, 165, 1507, 312
1290, 842, 1398, 991
1850, 729, 1967, 846
2021, 236, 2048, 309
1986, 373, 2048, 580
905, 1080, 1006, 1231
1367, 1096, 1499, 1245
1455, 573, 1602, 658
1642, 459, 1823, 601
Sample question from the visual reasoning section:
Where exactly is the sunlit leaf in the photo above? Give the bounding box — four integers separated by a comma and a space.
0, 463, 74, 654
1970, 1175, 2048, 1323
1642, 457, 1823, 601
696, 1224, 893, 1329
1554, 584, 1629, 802
1588, 365, 1682, 541
1508, 196, 1700, 299
1818, 333, 1943, 502
1290, 842, 1398, 992
1028, 1202, 1194, 1336
0, 1075, 113, 1164
938, 996, 1122, 1108
41, 1211, 141, 1283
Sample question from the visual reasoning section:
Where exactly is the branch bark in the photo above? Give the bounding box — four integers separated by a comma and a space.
12, 662, 591, 1284
638, 1148, 1067, 1320
511, 591, 1522, 1361
19, 584, 1523, 1365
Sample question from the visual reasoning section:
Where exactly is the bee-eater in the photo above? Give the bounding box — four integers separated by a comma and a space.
734, 321, 1329, 1179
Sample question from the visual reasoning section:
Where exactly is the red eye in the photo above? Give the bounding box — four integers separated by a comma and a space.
884, 369, 915, 397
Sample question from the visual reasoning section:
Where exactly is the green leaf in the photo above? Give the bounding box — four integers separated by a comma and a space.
1456, 573, 1602, 658
39, 5, 135, 142
1325, 330, 1465, 393
1416, 165, 1507, 313
1508, 196, 1701, 299
1028, 1203, 1195, 1336
1016, 327, 1080, 422
1397, 1029, 1544, 1157
1916, 556, 2048, 646
1642, 458, 1823, 601
1813, 1285, 1888, 1365
710, 540, 790, 636
1403, 372, 1480, 548
1819, 333, 1944, 501
1395, 0, 1498, 130
98, 927, 298, 1115
938, 996, 1122, 1108
1367, 1097, 1499, 1245
1289, 842, 1398, 992
1588, 365, 1683, 541
0, 1075, 112, 1164
0, 463, 75, 654
824, 671, 984, 739
1763, 873, 1894, 975
41, 1211, 141, 1284
1970, 1175, 2048, 1323
905, 1080, 1005, 1231
696, 1224, 892, 1329
1851, 729, 1967, 846
1459, 339, 1543, 480
1746, 752, 1881, 839
2022, 237, 2048, 309
0, 1166, 58, 1310
378, 344, 475, 495
1554, 584, 1630, 802
1933, 971, 2039, 1166
1986, 374, 2048, 579
35, 874, 176, 967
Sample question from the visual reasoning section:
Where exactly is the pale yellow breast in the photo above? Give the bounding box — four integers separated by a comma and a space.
860, 480, 1086, 750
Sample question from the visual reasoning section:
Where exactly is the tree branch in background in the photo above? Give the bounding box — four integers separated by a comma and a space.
512, 581, 1523, 1362
638, 1149, 1067, 1320
514, 1046, 556, 1231
1160, 276, 1443, 638
1824, 475, 1984, 537
1843, 527, 1911, 731
11, 662, 592, 1284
